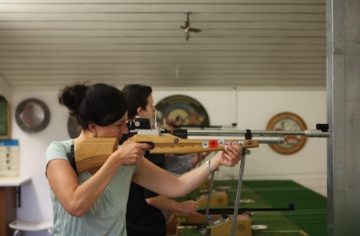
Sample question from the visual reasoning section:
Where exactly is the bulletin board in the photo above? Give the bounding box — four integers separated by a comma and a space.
0, 96, 11, 139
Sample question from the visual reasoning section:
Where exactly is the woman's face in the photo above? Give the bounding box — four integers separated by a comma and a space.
95, 112, 129, 139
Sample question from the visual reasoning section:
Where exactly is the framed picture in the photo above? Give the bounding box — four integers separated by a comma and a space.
0, 96, 11, 139
266, 112, 307, 155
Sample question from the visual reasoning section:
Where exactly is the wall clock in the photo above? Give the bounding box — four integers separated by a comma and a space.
266, 112, 307, 155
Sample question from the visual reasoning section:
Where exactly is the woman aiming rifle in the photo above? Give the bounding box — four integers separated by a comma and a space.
45, 82, 243, 236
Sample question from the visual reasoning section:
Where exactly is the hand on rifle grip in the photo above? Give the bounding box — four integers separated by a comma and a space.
141, 142, 155, 151
141, 142, 154, 158
118, 140, 153, 166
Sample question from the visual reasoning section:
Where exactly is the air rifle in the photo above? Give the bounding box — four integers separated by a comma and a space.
69, 118, 330, 174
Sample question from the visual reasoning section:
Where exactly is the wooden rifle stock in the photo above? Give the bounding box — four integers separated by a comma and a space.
73, 138, 118, 174
72, 134, 259, 173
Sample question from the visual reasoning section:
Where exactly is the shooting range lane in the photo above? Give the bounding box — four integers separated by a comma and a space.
172, 180, 327, 236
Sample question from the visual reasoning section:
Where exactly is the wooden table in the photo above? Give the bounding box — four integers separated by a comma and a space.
0, 177, 31, 236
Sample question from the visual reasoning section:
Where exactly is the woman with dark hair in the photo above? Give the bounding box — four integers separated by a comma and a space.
45, 82, 243, 236
123, 84, 201, 236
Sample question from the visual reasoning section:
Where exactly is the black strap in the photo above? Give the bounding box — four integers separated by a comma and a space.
67, 145, 77, 173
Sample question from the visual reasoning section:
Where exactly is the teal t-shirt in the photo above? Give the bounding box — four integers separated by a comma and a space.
45, 140, 138, 236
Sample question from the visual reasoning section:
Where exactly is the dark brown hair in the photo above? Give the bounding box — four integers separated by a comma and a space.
58, 82, 128, 130
122, 84, 152, 120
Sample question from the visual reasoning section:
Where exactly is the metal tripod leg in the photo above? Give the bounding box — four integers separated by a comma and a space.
231, 150, 247, 236
204, 169, 216, 224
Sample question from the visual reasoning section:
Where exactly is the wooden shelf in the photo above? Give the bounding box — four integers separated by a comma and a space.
0, 177, 31, 187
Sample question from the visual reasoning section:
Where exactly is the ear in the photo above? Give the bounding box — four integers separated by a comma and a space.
136, 107, 142, 116
88, 123, 97, 133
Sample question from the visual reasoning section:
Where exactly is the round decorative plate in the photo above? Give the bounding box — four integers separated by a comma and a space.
266, 112, 307, 155
67, 115, 82, 139
155, 95, 210, 127
15, 98, 50, 133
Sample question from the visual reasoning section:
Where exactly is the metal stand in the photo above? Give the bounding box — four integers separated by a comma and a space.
204, 170, 216, 225
231, 150, 247, 236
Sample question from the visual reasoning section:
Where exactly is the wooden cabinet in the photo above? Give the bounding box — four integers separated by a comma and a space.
0, 177, 31, 236
0, 187, 16, 236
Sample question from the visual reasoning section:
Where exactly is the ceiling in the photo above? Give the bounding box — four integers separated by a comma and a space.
0, 0, 326, 98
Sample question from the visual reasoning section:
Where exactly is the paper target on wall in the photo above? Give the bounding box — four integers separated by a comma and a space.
155, 95, 210, 128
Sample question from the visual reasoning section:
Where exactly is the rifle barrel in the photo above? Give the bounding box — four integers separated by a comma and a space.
188, 135, 285, 144
197, 205, 295, 214
186, 129, 329, 137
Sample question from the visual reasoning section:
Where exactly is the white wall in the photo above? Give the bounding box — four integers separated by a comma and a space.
154, 90, 327, 194
11, 88, 326, 235
12, 90, 69, 236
